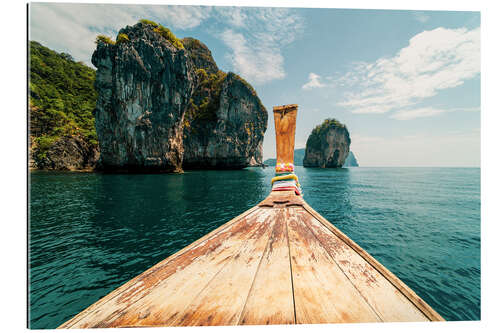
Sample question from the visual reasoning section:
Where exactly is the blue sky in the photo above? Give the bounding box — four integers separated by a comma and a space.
29, 3, 480, 166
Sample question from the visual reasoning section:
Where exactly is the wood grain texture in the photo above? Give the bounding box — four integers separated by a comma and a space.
168, 210, 276, 326
286, 207, 381, 324
296, 209, 429, 322
59, 190, 444, 328
258, 190, 305, 208
239, 208, 295, 325
300, 201, 445, 322
273, 104, 298, 165
59, 206, 263, 328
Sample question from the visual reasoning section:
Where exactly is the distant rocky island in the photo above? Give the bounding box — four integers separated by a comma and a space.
29, 20, 267, 172
264, 148, 358, 167
343, 151, 359, 167
263, 148, 305, 167
303, 118, 352, 168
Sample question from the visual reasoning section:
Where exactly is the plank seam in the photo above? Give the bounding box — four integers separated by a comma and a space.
60, 206, 261, 328
301, 203, 444, 321
297, 210, 383, 322
285, 208, 297, 324
236, 213, 276, 325
166, 244, 242, 326
172, 210, 276, 326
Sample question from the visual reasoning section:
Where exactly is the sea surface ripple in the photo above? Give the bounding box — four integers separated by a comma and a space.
29, 167, 480, 328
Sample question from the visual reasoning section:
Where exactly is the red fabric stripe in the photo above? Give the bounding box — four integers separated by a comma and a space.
272, 187, 301, 196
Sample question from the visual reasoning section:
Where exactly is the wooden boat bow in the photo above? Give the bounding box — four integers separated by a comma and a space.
59, 104, 444, 328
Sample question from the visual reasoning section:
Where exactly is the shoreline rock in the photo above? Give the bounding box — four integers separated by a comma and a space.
92, 22, 194, 172
91, 21, 267, 173
30, 135, 99, 171
303, 118, 351, 168
29, 23, 267, 173
182, 72, 267, 169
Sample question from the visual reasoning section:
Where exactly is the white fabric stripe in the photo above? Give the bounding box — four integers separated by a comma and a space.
272, 180, 297, 188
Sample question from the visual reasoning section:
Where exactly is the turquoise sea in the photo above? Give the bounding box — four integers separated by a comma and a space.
28, 167, 480, 328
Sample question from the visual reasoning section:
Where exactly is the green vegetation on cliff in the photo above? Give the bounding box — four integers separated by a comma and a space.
138, 19, 159, 27
182, 36, 262, 133
29, 41, 97, 160
182, 37, 219, 74
96, 20, 184, 50
153, 25, 184, 49
306, 118, 346, 150
116, 33, 130, 44
185, 69, 227, 126
182, 36, 225, 131
139, 19, 184, 49
29, 23, 264, 168
95, 34, 115, 45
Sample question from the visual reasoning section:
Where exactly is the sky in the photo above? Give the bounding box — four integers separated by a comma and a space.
29, 2, 481, 167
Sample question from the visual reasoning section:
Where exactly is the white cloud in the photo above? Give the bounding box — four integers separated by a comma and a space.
390, 106, 480, 120
29, 4, 303, 85
154, 6, 211, 29
302, 73, 325, 90
390, 107, 448, 120
214, 7, 247, 28
218, 7, 304, 85
414, 12, 430, 23
29, 3, 212, 66
220, 29, 285, 85
336, 27, 480, 115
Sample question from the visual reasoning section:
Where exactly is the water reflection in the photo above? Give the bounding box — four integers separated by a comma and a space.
300, 167, 354, 227
29, 169, 272, 328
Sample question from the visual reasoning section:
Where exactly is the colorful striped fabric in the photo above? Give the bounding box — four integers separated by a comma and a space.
272, 163, 302, 195
275, 162, 294, 173
271, 180, 297, 189
271, 173, 299, 185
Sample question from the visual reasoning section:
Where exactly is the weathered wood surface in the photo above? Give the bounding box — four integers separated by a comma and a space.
59, 190, 443, 328
273, 104, 298, 165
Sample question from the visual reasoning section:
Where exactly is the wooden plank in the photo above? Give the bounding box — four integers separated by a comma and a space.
296, 209, 429, 322
301, 202, 444, 321
239, 208, 295, 325
59, 207, 264, 328
98, 209, 275, 328
167, 209, 277, 326
286, 207, 381, 324
60, 189, 444, 328
258, 190, 305, 208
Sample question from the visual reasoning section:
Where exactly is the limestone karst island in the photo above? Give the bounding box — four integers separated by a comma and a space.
28, 6, 482, 329
30, 20, 358, 172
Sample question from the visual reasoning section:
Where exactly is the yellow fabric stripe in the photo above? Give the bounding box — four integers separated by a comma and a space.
271, 174, 299, 185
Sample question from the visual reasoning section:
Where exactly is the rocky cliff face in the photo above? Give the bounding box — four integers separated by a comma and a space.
92, 22, 195, 172
303, 119, 351, 168
30, 135, 99, 171
183, 72, 267, 169
91, 21, 266, 172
